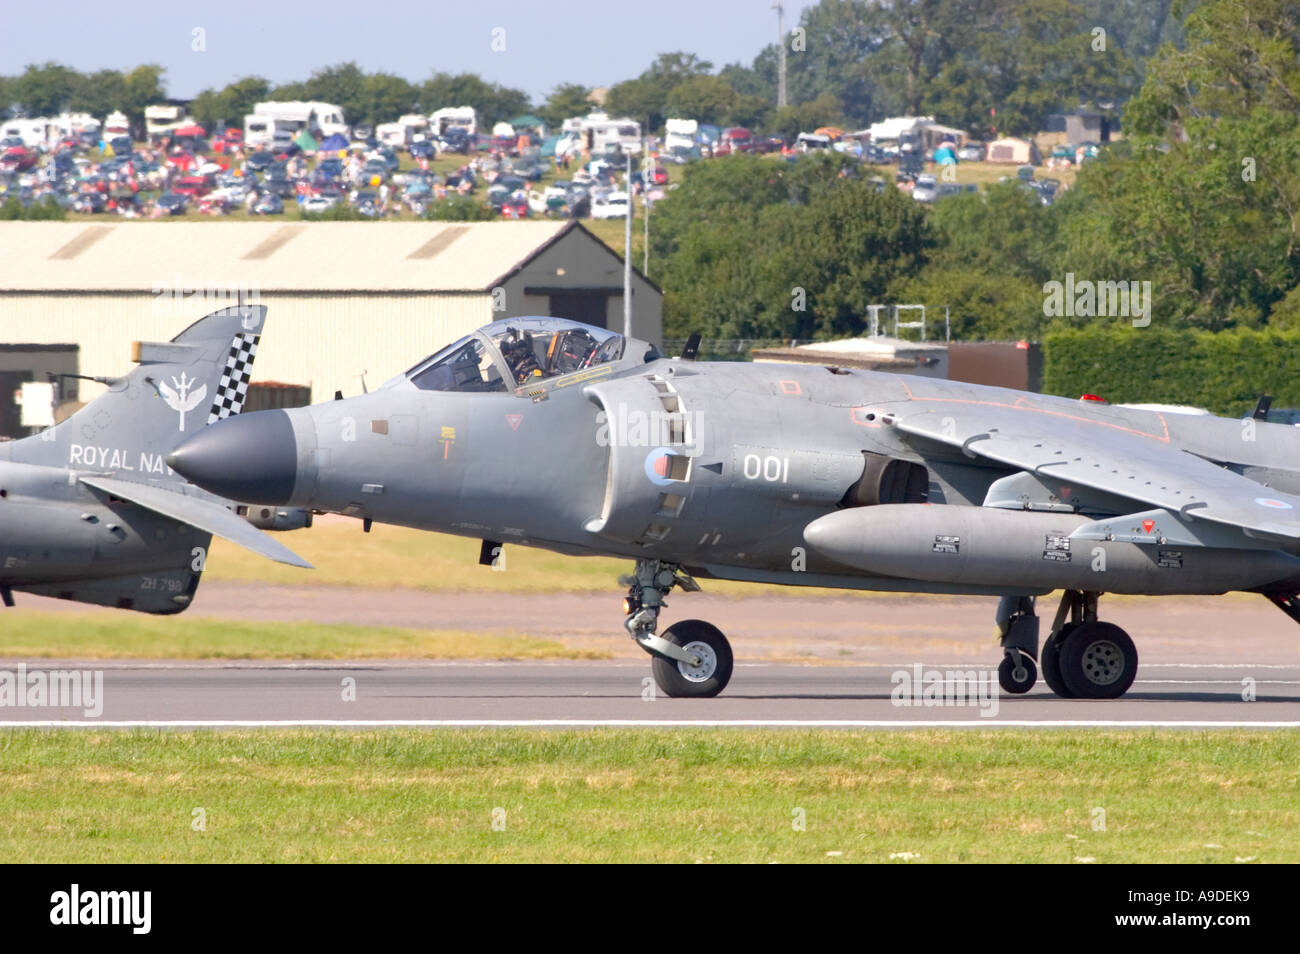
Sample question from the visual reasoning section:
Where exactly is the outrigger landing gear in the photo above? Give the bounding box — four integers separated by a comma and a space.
996, 595, 1040, 694
1039, 590, 1138, 699
621, 559, 733, 698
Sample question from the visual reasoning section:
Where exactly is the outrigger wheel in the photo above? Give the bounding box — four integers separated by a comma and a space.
651, 620, 734, 698
997, 652, 1037, 695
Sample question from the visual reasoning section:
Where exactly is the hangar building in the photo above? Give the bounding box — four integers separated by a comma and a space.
0, 220, 661, 431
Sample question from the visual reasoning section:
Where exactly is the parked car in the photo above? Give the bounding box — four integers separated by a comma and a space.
500, 195, 529, 218
352, 190, 382, 217
590, 191, 630, 220
911, 174, 938, 203
252, 193, 284, 215
0, 148, 35, 172
956, 141, 986, 162
245, 151, 275, 173
172, 174, 213, 198
71, 192, 108, 214
935, 182, 977, 200
155, 192, 188, 215
300, 194, 339, 214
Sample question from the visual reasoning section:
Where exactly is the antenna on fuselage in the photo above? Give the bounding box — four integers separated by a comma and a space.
680, 333, 701, 361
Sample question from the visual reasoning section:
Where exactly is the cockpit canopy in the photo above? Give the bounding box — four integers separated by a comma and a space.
407, 318, 640, 392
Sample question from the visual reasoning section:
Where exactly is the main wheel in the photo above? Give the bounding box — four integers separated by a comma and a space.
1058, 621, 1138, 699
998, 652, 1037, 694
651, 620, 734, 698
1040, 624, 1077, 698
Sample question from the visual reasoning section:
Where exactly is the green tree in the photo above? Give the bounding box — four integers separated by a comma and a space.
605, 51, 714, 131
1125, 0, 1300, 135
11, 63, 83, 117
767, 93, 845, 139
654, 154, 930, 339
537, 83, 593, 128
664, 76, 739, 125
419, 73, 530, 126
190, 76, 271, 129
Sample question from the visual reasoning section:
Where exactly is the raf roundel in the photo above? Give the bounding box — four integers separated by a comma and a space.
1254, 497, 1294, 510
644, 447, 676, 487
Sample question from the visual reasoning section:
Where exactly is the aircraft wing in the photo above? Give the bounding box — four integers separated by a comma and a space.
890, 402, 1300, 543
79, 475, 313, 569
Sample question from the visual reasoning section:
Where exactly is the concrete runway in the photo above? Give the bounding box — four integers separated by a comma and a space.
7, 582, 1300, 726
1, 659, 1297, 727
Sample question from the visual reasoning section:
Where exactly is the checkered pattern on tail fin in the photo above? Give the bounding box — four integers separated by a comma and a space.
205, 333, 260, 425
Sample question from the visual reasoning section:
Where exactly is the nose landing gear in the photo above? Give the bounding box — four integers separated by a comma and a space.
621, 559, 733, 698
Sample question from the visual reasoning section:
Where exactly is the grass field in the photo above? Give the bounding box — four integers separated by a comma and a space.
0, 613, 603, 660
0, 729, 1293, 862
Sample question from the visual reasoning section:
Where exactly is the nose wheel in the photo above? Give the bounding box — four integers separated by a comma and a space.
651, 620, 734, 698
620, 559, 734, 698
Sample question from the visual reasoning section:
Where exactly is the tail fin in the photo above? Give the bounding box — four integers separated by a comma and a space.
6, 305, 266, 483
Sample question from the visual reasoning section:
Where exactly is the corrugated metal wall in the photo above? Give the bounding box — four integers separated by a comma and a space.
0, 292, 491, 402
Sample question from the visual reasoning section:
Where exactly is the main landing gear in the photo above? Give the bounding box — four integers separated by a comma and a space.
996, 590, 1139, 699
621, 559, 733, 698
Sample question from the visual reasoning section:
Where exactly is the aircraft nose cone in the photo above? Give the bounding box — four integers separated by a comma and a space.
167, 409, 299, 504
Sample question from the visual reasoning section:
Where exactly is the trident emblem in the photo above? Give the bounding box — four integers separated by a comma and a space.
159, 372, 207, 431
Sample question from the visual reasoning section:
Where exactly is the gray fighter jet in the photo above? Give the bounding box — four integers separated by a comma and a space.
168, 316, 1300, 698
0, 305, 310, 616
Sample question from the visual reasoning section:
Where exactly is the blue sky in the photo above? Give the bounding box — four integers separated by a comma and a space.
1, 0, 822, 101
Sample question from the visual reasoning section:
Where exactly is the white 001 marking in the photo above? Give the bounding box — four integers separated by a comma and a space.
742, 454, 789, 483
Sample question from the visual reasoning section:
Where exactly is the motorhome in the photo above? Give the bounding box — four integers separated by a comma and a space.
664, 118, 698, 153
103, 111, 131, 139
376, 121, 414, 148
0, 118, 60, 149
561, 112, 642, 156
251, 101, 349, 139
145, 104, 192, 140
243, 114, 299, 150
430, 106, 477, 138
56, 113, 100, 140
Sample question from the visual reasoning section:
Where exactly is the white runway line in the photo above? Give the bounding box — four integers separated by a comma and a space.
2, 719, 1299, 729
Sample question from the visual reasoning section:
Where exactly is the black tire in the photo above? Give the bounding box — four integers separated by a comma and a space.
1040, 625, 1077, 698
650, 620, 733, 698
998, 652, 1037, 694
1058, 621, 1138, 699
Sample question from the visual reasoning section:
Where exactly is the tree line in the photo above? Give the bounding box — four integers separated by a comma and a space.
654, 0, 1300, 353
3, 0, 1183, 135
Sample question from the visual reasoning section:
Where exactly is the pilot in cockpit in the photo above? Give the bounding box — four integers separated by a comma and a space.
499, 327, 542, 384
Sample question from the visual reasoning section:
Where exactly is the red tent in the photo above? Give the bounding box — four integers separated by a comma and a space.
174, 124, 207, 137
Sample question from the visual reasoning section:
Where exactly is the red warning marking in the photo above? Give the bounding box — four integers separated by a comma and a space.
505, 414, 522, 431
1142, 519, 1155, 533
779, 380, 802, 395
